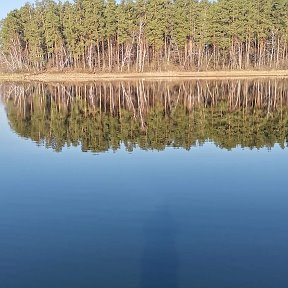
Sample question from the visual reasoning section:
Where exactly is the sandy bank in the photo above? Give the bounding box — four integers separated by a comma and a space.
1, 70, 288, 82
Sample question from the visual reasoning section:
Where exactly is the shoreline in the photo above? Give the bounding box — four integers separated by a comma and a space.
1, 70, 288, 82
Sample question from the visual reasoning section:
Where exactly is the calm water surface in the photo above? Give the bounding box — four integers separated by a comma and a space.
0, 80, 288, 288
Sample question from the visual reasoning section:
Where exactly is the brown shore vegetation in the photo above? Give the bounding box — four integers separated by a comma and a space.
1, 70, 288, 83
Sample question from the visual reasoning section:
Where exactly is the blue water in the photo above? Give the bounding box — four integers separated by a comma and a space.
0, 102, 288, 288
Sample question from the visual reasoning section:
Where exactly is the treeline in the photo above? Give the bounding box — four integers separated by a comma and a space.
2, 80, 288, 152
1, 0, 288, 72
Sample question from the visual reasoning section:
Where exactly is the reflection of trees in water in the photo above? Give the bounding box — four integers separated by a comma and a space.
1, 80, 288, 152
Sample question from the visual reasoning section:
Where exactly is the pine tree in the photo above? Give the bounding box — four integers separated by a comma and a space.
145, 0, 171, 68
117, 0, 136, 70
104, 0, 117, 70
0, 9, 26, 70
42, 0, 64, 69
20, 3, 46, 70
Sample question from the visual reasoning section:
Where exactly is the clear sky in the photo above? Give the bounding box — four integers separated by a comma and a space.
0, 0, 122, 20
1, 1, 32, 20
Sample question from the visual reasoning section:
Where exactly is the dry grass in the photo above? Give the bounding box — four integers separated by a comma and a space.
1, 70, 288, 82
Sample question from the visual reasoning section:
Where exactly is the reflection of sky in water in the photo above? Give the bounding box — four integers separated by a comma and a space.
0, 102, 288, 288
142, 207, 178, 288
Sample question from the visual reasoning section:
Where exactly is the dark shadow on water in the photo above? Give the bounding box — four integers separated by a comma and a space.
142, 206, 178, 288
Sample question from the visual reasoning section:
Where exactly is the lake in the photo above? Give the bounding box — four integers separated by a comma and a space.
0, 80, 288, 288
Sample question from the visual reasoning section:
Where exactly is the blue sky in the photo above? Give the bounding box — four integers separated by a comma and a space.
0, 0, 123, 20
1, 1, 32, 20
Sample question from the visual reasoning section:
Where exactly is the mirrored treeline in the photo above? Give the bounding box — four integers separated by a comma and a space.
1, 79, 288, 153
